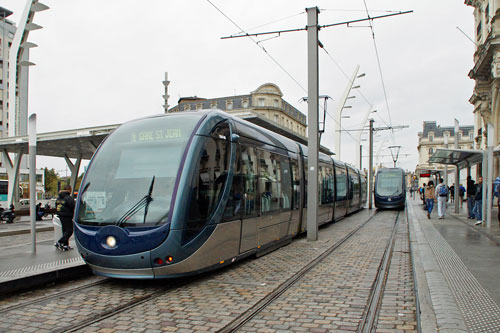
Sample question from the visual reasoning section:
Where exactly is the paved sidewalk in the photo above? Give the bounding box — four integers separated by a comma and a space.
407, 198, 500, 332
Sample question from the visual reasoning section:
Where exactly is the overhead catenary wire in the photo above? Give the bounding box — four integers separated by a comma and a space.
362, 0, 395, 142
207, 0, 359, 143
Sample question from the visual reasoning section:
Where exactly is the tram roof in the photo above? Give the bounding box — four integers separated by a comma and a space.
428, 147, 500, 169
0, 124, 119, 160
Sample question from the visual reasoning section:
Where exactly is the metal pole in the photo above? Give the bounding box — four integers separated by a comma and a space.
306, 7, 319, 241
486, 123, 494, 228
443, 136, 448, 189
360, 145, 363, 170
369, 119, 374, 209
28, 113, 36, 254
454, 119, 460, 213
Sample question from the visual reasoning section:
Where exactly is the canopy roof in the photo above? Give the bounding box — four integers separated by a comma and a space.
428, 148, 487, 169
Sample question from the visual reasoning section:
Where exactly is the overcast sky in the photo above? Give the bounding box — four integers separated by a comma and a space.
2, 0, 475, 174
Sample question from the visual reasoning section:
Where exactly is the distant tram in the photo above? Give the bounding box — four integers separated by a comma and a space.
374, 167, 406, 209
74, 110, 366, 279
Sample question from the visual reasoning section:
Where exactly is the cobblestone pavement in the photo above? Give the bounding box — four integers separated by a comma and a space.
0, 209, 418, 332
0, 230, 54, 249
375, 213, 417, 331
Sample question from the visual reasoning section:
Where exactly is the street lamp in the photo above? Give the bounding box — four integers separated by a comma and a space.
334, 65, 365, 160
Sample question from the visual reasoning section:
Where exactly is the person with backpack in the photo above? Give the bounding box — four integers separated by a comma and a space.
466, 176, 476, 219
424, 181, 436, 219
435, 178, 448, 219
458, 184, 466, 208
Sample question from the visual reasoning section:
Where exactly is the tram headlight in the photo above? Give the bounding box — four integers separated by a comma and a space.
106, 236, 117, 248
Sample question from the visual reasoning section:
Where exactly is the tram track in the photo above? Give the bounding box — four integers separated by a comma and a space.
1, 209, 415, 332
217, 210, 384, 333
358, 211, 401, 332
0, 277, 110, 314
53, 210, 382, 333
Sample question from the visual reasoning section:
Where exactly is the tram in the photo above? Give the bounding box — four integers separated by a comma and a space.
74, 110, 366, 279
374, 167, 406, 209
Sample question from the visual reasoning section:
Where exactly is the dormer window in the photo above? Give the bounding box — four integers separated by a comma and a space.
226, 100, 233, 110
210, 101, 217, 109
258, 98, 265, 107
429, 134, 434, 142
242, 99, 249, 108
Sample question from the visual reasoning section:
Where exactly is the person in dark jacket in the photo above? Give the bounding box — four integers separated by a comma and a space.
466, 176, 476, 219
55, 185, 75, 250
473, 177, 483, 226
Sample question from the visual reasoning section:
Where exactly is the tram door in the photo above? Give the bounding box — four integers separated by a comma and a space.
239, 145, 259, 253
334, 163, 348, 219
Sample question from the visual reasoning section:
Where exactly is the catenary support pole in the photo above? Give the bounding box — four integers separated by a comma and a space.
28, 113, 36, 254
486, 122, 493, 228
306, 7, 319, 241
369, 119, 374, 209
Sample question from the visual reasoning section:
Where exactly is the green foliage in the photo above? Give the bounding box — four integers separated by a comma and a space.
44, 168, 59, 198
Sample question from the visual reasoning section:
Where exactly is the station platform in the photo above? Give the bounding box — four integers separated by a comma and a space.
0, 200, 499, 331
0, 215, 88, 294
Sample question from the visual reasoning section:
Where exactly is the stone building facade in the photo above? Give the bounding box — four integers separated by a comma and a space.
168, 83, 307, 138
416, 121, 474, 184
466, 0, 500, 151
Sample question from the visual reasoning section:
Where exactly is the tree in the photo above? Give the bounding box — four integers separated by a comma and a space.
44, 168, 59, 198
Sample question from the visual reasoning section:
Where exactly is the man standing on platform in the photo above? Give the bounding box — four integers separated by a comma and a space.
54, 185, 75, 251
474, 177, 483, 226
467, 176, 476, 219
435, 178, 448, 219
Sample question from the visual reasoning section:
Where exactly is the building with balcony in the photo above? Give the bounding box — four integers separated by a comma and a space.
416, 121, 474, 185
168, 83, 307, 138
466, 1, 500, 148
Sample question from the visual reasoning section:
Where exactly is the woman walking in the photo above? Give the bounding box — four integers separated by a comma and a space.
425, 180, 436, 219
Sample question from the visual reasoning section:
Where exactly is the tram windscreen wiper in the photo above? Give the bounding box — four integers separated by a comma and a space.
116, 176, 155, 227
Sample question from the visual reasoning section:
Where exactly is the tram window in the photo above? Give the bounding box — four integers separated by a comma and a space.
241, 145, 259, 216
223, 146, 242, 221
184, 135, 229, 242
258, 150, 281, 213
335, 166, 347, 201
280, 158, 292, 210
290, 161, 300, 210
320, 166, 334, 204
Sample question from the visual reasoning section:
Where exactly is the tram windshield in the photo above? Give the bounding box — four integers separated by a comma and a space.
77, 114, 201, 226
376, 170, 403, 196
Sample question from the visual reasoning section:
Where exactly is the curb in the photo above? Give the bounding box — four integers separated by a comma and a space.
0, 225, 54, 237
0, 264, 92, 295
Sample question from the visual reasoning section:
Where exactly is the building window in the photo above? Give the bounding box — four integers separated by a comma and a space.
274, 99, 279, 107
274, 115, 279, 123
429, 134, 433, 142
258, 98, 265, 107
242, 99, 249, 108
210, 101, 217, 109
184, 104, 191, 111
226, 100, 233, 110
196, 103, 203, 110
429, 148, 434, 155
470, 132, 474, 140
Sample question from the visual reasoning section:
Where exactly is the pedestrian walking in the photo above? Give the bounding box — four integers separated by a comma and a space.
424, 181, 436, 219
435, 178, 448, 219
54, 185, 75, 251
466, 176, 476, 219
473, 177, 483, 226
449, 183, 455, 203
458, 184, 465, 208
